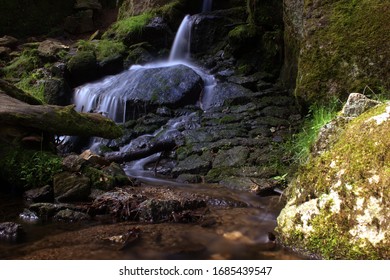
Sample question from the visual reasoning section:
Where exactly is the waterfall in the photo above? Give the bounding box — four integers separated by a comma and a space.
202, 0, 212, 12
168, 15, 192, 62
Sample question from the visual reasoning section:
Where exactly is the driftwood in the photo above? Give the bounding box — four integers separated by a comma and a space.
0, 91, 122, 139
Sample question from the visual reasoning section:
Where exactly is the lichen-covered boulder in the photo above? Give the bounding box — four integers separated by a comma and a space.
277, 102, 390, 259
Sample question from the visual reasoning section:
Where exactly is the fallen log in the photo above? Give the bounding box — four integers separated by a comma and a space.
0, 91, 122, 139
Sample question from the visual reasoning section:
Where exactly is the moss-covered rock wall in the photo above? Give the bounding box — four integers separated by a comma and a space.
282, 0, 390, 103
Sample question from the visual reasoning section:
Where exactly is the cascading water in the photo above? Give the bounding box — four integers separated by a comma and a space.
168, 15, 192, 62
69, 0, 217, 175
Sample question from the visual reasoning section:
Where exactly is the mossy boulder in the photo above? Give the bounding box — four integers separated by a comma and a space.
277, 102, 390, 259
292, 0, 390, 103
67, 50, 99, 86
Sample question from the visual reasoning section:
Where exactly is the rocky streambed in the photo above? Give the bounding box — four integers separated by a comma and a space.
0, 182, 304, 260
0, 72, 304, 260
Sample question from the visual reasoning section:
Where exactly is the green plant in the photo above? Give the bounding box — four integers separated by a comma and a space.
20, 152, 63, 188
283, 99, 342, 165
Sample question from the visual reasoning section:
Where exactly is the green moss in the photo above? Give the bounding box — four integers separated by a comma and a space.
280, 103, 390, 259
103, 12, 154, 41
228, 24, 259, 50
77, 39, 126, 61
67, 51, 97, 73
3, 49, 41, 79
296, 0, 390, 104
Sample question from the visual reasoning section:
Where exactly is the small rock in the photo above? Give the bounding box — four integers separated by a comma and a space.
341, 92, 381, 118
80, 149, 110, 167
53, 209, 90, 222
37, 39, 69, 59
62, 154, 87, 172
0, 222, 25, 242
24, 185, 53, 203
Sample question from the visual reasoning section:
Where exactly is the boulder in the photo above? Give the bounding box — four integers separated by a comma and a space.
73, 64, 203, 121
203, 82, 253, 109
53, 171, 91, 202
277, 102, 390, 259
67, 50, 99, 86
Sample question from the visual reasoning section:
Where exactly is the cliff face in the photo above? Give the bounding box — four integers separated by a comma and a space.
283, 0, 390, 103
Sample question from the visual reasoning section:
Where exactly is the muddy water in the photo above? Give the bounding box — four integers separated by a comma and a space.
0, 183, 304, 260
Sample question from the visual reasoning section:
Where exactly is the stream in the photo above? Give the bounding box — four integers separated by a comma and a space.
0, 184, 304, 260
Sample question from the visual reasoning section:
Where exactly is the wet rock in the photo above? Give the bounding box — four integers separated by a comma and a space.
19, 209, 40, 223
341, 92, 381, 118
73, 64, 203, 121
0, 222, 25, 242
24, 185, 54, 203
205, 82, 253, 109
53, 172, 91, 202
172, 153, 212, 176
190, 10, 246, 55
140, 17, 173, 49
28, 203, 87, 220
53, 209, 90, 222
